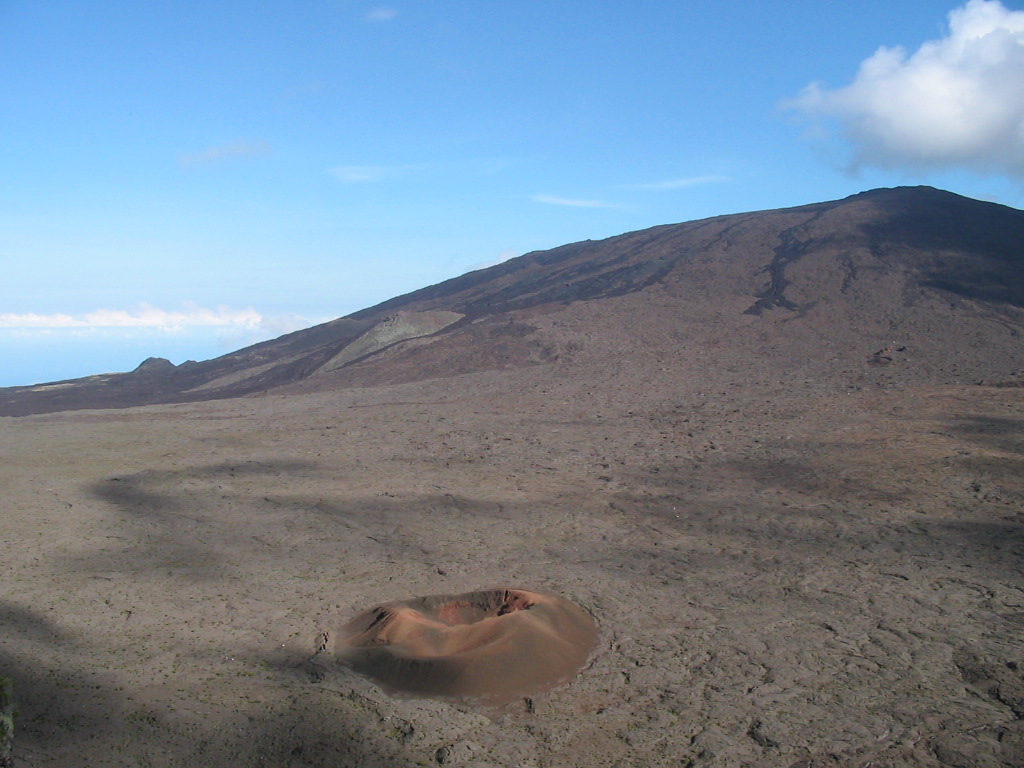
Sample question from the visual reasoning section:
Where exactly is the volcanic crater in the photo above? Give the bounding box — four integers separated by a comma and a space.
338, 589, 598, 704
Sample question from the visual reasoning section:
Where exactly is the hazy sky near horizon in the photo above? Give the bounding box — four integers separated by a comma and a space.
3, 0, 1024, 386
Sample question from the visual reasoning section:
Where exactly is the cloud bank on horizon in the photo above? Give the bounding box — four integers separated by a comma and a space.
0, 304, 322, 385
0, 303, 318, 349
0, 303, 261, 331
791, 0, 1024, 177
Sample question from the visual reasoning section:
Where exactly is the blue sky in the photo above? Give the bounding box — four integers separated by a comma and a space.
3, 0, 1024, 386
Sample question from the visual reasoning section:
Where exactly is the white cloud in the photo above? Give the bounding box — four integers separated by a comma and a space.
620, 174, 732, 190
366, 8, 399, 22
0, 303, 263, 331
532, 194, 621, 208
788, 0, 1024, 176
179, 140, 272, 168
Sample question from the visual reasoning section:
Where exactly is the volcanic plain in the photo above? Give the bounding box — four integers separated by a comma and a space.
2, 187, 1023, 767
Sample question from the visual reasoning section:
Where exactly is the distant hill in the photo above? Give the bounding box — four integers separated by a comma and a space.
3, 186, 1023, 417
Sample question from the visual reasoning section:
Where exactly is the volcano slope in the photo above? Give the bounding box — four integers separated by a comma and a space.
1, 186, 1023, 767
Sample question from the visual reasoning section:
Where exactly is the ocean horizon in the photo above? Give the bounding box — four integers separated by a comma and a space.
0, 330, 235, 388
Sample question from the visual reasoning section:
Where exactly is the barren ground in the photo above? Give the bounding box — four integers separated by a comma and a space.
2, 356, 1023, 767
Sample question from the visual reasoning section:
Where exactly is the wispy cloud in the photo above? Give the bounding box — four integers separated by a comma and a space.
787, 0, 1024, 176
0, 303, 262, 331
329, 164, 413, 183
179, 140, 272, 168
465, 249, 520, 273
329, 158, 514, 184
215, 312, 323, 350
620, 174, 731, 190
532, 194, 622, 209
282, 80, 329, 100
366, 8, 399, 22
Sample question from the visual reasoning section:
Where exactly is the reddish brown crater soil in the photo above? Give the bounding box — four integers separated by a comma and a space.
338, 589, 597, 704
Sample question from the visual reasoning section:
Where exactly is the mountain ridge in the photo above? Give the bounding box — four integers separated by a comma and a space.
3, 186, 1023, 416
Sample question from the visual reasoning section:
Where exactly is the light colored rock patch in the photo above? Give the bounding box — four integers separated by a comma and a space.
317, 310, 464, 373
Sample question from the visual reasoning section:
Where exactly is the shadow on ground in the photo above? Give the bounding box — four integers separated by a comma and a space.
0, 599, 424, 767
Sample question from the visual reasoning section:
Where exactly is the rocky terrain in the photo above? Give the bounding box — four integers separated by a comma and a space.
1, 186, 1022, 766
